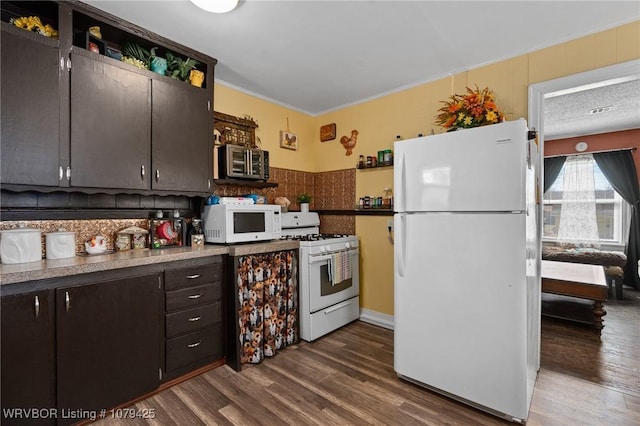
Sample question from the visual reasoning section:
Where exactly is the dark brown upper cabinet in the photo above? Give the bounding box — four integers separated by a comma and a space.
1, 23, 61, 187
69, 50, 151, 190
152, 78, 212, 193
0, 0, 216, 196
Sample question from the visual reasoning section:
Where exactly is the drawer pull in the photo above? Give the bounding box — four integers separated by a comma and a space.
188, 316, 201, 322
65, 291, 71, 312
188, 340, 202, 348
186, 274, 201, 279
34, 296, 40, 318
188, 294, 202, 299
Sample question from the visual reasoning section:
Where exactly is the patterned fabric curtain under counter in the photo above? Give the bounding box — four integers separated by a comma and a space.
236, 250, 298, 365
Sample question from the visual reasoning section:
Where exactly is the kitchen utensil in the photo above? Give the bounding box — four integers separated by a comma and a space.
45, 230, 77, 259
0, 227, 42, 264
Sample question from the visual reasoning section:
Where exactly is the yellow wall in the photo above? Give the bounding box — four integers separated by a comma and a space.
215, 21, 640, 317
214, 84, 317, 172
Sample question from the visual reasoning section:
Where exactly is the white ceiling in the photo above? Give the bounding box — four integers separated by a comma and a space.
82, 0, 640, 136
544, 77, 640, 140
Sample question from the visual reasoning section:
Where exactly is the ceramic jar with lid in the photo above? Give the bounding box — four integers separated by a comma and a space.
0, 227, 42, 264
45, 230, 77, 259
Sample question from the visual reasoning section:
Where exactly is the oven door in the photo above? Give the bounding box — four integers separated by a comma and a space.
308, 248, 359, 313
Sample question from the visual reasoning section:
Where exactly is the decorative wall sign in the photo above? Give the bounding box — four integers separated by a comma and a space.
320, 123, 336, 142
280, 131, 298, 150
214, 111, 258, 148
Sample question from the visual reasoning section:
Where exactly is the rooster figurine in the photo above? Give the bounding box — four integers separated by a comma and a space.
340, 129, 359, 156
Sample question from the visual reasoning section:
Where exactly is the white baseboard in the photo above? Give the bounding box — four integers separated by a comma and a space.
359, 308, 395, 330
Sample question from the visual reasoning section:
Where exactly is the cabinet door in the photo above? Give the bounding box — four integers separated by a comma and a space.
1, 28, 61, 186
1, 290, 56, 426
56, 274, 160, 422
152, 78, 211, 192
70, 52, 150, 190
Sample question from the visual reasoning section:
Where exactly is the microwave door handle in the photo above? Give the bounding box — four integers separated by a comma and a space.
245, 150, 250, 175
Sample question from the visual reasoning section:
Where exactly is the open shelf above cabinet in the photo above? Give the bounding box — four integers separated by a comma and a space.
214, 179, 278, 189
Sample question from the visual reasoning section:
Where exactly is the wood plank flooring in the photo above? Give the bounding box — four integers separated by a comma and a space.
96, 289, 640, 425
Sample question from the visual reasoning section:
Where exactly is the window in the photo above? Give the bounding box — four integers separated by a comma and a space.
543, 156, 628, 245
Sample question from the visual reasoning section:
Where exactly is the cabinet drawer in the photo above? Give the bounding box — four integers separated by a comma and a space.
166, 283, 221, 312
166, 324, 222, 373
166, 302, 222, 339
165, 263, 222, 291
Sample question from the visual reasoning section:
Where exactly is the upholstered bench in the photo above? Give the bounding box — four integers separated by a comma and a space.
542, 246, 627, 299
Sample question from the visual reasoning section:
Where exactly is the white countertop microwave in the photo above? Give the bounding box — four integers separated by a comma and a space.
202, 204, 282, 243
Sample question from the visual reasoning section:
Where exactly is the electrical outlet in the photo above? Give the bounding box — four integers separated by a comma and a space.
387, 219, 393, 231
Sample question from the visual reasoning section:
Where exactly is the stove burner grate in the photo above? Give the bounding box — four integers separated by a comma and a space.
281, 233, 351, 241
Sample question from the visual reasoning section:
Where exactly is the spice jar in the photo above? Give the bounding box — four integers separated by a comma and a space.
358, 155, 365, 168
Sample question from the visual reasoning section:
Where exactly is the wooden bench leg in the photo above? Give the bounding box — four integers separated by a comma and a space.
614, 278, 623, 300
592, 301, 606, 335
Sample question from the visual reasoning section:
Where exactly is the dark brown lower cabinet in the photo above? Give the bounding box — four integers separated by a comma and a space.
162, 259, 224, 382
56, 274, 160, 425
1, 290, 56, 426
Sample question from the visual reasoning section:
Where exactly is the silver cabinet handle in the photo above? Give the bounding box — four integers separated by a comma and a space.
188, 294, 202, 299
208, 179, 211, 190
188, 340, 202, 348
66, 166, 71, 180
155, 169, 160, 181
186, 274, 201, 279
188, 316, 201, 322
65, 291, 70, 312
141, 165, 145, 178
59, 166, 63, 181
34, 295, 40, 318
60, 57, 65, 71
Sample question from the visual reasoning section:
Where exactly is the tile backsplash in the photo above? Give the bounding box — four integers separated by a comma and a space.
0, 167, 359, 253
0, 219, 149, 257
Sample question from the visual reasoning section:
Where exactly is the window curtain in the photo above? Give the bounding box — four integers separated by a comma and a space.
556, 154, 601, 247
543, 156, 566, 193
593, 150, 640, 289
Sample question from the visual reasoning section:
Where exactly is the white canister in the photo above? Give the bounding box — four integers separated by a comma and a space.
45, 231, 77, 260
0, 228, 42, 264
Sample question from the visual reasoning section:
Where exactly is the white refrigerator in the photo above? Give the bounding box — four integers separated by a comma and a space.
393, 119, 540, 423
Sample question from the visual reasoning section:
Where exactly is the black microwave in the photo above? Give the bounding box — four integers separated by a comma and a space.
217, 145, 269, 181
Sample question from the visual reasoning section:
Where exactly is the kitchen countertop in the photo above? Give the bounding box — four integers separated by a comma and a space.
227, 239, 299, 256
0, 240, 299, 285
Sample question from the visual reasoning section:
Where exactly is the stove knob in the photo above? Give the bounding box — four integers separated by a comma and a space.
319, 246, 326, 253
325, 245, 331, 252
345, 242, 351, 249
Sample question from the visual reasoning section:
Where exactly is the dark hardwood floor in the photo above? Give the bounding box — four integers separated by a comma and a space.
97, 289, 640, 425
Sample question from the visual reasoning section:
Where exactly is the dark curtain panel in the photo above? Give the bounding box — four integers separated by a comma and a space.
543, 156, 566, 193
593, 150, 640, 289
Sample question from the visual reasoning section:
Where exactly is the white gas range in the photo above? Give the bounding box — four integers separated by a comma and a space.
281, 212, 360, 341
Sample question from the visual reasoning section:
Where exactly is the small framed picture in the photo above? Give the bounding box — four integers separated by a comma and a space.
280, 131, 298, 150
320, 123, 336, 142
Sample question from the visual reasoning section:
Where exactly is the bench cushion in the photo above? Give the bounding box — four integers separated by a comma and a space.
542, 246, 627, 268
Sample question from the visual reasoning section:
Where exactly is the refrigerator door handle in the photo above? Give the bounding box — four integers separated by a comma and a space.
398, 215, 406, 277
398, 153, 405, 211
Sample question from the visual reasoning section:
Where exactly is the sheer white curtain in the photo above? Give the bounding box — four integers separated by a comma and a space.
556, 154, 600, 248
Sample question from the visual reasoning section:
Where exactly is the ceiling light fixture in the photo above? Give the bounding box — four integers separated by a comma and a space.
190, 0, 238, 14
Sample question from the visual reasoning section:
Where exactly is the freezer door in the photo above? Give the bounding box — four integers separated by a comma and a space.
394, 120, 528, 212
394, 212, 533, 420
